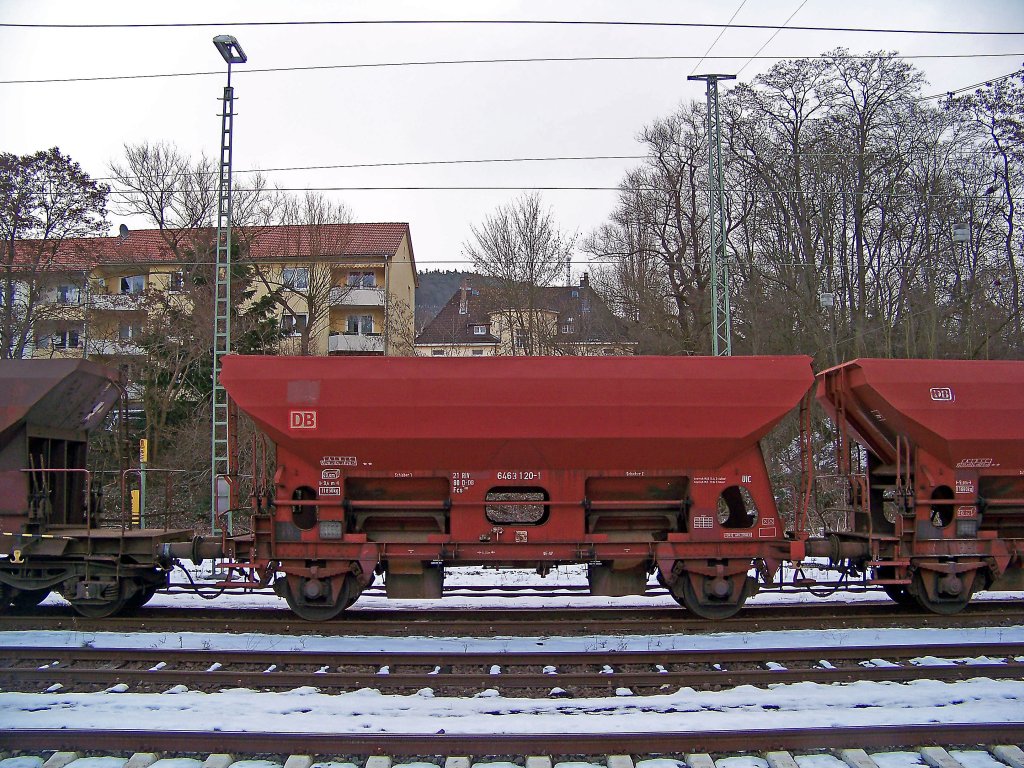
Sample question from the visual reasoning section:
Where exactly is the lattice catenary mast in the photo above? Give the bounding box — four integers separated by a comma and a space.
688, 73, 735, 356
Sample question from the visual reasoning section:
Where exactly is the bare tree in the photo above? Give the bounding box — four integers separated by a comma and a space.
464, 193, 576, 355
1, 148, 108, 358
250, 191, 354, 356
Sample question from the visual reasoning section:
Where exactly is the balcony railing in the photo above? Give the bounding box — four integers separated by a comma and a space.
328, 286, 385, 307
329, 332, 384, 354
86, 339, 144, 356
91, 293, 147, 311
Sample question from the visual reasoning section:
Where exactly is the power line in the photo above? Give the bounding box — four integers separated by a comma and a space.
93, 155, 648, 183
689, 0, 749, 76
2, 51, 1021, 86
105, 185, 1012, 200
94, 142, 1012, 188
917, 67, 1023, 101
736, 0, 811, 76
1, 18, 1021, 35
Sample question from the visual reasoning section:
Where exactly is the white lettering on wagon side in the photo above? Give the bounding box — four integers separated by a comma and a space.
321, 456, 357, 467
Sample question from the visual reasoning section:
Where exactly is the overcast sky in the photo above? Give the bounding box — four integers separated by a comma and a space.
1, 1, 1022, 279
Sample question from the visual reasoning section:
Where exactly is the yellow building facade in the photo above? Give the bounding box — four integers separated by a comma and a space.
12, 223, 417, 361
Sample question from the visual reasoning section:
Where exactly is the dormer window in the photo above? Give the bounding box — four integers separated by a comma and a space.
473, 325, 487, 335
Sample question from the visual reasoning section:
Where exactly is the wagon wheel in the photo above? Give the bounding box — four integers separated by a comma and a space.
875, 567, 917, 609
909, 569, 973, 616
670, 572, 754, 620
10, 588, 50, 612
122, 584, 160, 614
69, 581, 129, 619
283, 575, 358, 621
881, 584, 918, 609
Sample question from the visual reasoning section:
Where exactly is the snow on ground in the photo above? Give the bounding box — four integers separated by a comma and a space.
6, 565, 1024, 736
0, 677, 1021, 734
1, 625, 1023, 734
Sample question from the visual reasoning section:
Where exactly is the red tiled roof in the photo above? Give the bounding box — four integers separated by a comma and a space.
415, 278, 633, 346
11, 223, 411, 269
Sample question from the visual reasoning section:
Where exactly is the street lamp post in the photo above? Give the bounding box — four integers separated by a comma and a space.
210, 34, 247, 534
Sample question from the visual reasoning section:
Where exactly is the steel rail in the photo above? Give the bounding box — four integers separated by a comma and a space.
3, 600, 1021, 637
4, 660, 1019, 692
3, 642, 1020, 693
3, 724, 1023, 754
5, 640, 1021, 666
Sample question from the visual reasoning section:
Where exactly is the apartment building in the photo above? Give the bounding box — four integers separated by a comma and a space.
4, 223, 417, 361
414, 274, 635, 357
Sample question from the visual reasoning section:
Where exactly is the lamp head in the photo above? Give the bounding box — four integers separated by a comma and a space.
213, 35, 247, 64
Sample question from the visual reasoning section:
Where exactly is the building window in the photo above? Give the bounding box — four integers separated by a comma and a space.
281, 313, 307, 336
56, 284, 81, 304
346, 314, 373, 335
561, 318, 575, 334
119, 321, 143, 340
346, 271, 376, 288
571, 289, 579, 298
282, 268, 309, 291
472, 349, 484, 356
120, 275, 145, 294
168, 271, 185, 292
473, 325, 487, 335
431, 349, 445, 356
514, 329, 529, 349
43, 328, 81, 349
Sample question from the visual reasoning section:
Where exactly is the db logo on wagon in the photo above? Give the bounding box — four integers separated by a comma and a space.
289, 410, 318, 429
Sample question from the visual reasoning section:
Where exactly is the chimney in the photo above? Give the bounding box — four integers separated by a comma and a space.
118, 224, 130, 241
458, 278, 469, 315
580, 272, 589, 288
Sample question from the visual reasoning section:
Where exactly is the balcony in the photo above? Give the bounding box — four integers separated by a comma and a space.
86, 339, 144, 356
329, 332, 384, 354
91, 293, 147, 311
329, 286, 385, 307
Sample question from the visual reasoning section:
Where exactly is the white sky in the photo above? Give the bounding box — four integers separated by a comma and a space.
1, 1, 1023, 277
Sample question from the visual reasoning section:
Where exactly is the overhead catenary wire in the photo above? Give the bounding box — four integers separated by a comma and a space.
1, 18, 1022, 35
88, 138, 1021, 188
736, 0, 811, 76
2, 51, 1021, 86
917, 67, 1024, 101
105, 185, 1011, 200
689, 0, 750, 76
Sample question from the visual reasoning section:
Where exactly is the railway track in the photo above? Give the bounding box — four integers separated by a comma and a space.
3, 600, 1022, 636
3, 641, 1021, 695
3, 725, 1024, 755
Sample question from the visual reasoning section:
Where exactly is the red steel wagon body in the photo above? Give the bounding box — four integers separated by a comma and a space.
221, 354, 815, 619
